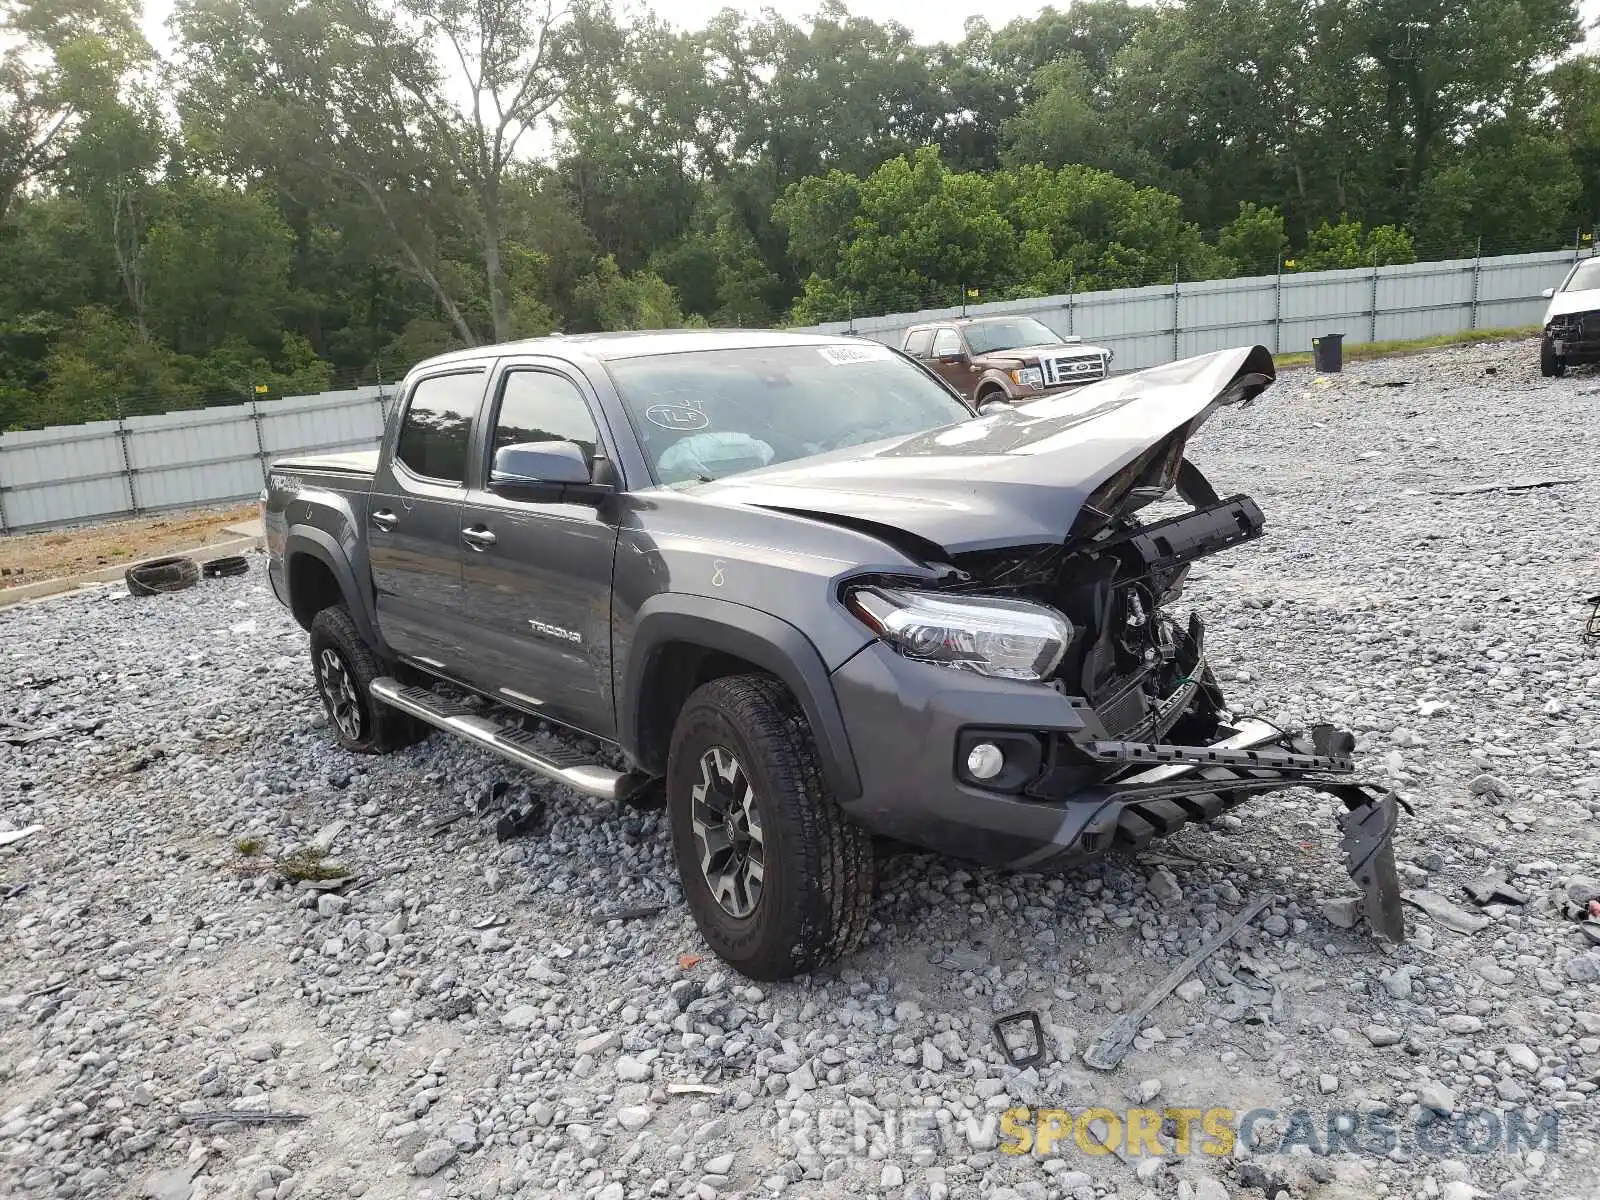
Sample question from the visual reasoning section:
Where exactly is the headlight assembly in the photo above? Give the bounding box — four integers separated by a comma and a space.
846, 586, 1074, 682
1008, 366, 1044, 390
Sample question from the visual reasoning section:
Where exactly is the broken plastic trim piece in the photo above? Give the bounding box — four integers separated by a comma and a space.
992, 1011, 1047, 1069
1082, 894, 1271, 1071
1332, 786, 1406, 943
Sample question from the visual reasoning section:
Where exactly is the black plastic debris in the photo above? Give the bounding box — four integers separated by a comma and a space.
1585, 594, 1600, 647
1432, 476, 1580, 497
495, 799, 546, 842
992, 1010, 1048, 1069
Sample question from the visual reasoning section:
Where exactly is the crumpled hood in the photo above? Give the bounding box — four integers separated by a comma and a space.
1544, 287, 1600, 321
692, 345, 1275, 554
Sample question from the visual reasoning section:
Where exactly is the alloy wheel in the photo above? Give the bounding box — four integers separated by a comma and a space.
690, 746, 766, 918
317, 647, 363, 741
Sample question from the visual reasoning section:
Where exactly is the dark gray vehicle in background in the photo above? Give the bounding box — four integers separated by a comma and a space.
262, 330, 1405, 979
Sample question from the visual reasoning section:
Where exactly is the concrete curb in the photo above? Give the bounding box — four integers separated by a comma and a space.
0, 534, 265, 611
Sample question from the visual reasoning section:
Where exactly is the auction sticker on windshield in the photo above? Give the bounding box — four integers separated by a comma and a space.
645, 404, 710, 431
818, 343, 894, 365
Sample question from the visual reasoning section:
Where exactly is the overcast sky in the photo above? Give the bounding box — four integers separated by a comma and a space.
140, 0, 1600, 70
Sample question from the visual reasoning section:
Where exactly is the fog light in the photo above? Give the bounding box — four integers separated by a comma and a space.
966, 742, 1005, 781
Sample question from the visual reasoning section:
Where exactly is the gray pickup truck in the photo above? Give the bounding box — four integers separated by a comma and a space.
263, 330, 1405, 979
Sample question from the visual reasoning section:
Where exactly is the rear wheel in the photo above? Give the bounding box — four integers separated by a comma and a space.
1541, 339, 1566, 377
308, 606, 426, 754
667, 675, 874, 980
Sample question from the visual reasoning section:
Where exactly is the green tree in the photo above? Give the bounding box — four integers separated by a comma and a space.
1216, 202, 1289, 275
142, 182, 294, 356
1, 0, 147, 217
1300, 217, 1416, 269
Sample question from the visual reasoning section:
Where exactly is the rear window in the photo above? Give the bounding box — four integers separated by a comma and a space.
395, 371, 483, 483
606, 343, 974, 485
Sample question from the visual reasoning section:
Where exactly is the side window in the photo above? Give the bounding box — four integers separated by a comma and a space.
492, 370, 600, 467
904, 328, 934, 357
931, 328, 962, 357
394, 371, 483, 483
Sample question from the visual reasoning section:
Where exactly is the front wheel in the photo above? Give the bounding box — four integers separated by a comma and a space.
666, 675, 875, 980
308, 606, 426, 754
1541, 339, 1566, 377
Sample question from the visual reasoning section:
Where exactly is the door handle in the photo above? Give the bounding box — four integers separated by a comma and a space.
461, 525, 497, 550
370, 509, 399, 531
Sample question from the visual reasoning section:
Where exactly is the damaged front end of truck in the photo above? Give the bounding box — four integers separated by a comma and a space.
942, 350, 1404, 940
755, 345, 1408, 942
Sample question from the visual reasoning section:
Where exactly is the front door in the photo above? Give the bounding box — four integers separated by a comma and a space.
368, 367, 486, 667
929, 326, 972, 393
458, 363, 620, 738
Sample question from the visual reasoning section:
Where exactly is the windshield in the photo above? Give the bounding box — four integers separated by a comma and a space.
1566, 259, 1600, 292
606, 343, 975, 485
963, 317, 1062, 354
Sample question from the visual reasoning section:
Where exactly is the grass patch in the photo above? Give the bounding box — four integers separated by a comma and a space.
1275, 325, 1538, 369
234, 836, 265, 856
275, 846, 348, 882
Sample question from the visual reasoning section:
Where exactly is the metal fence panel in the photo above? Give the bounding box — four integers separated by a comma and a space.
0, 249, 1587, 535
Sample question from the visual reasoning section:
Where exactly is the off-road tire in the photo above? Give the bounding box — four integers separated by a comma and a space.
308, 606, 426, 754
667, 674, 874, 980
1541, 340, 1565, 378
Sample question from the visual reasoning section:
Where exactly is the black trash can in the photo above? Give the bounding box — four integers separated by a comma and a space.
1312, 332, 1344, 373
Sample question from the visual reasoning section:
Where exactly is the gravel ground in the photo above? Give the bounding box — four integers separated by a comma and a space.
3, 336, 1599, 1200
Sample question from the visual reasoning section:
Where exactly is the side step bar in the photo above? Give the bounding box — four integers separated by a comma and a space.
370, 677, 624, 800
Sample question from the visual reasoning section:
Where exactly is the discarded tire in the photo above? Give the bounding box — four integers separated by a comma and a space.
202, 555, 250, 579
125, 556, 201, 597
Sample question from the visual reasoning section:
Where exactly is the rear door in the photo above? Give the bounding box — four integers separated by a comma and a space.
457, 360, 621, 738
367, 367, 486, 667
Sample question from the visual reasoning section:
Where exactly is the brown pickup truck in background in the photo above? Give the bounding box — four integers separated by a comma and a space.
900, 315, 1113, 406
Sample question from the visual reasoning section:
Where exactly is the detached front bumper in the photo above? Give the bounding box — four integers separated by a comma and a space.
830, 641, 1406, 941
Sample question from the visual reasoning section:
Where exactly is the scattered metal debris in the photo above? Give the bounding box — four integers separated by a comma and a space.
2, 718, 105, 746
666, 1082, 722, 1096
0, 825, 43, 849
185, 1110, 308, 1127
2, 882, 30, 901
992, 1010, 1048, 1069
1432, 476, 1580, 497
1462, 873, 1529, 907
1083, 894, 1271, 1071
1403, 888, 1490, 934
593, 903, 667, 925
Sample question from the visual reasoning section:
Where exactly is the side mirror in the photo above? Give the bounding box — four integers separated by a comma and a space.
1543, 287, 1556, 299
490, 440, 610, 503
979, 399, 1010, 415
